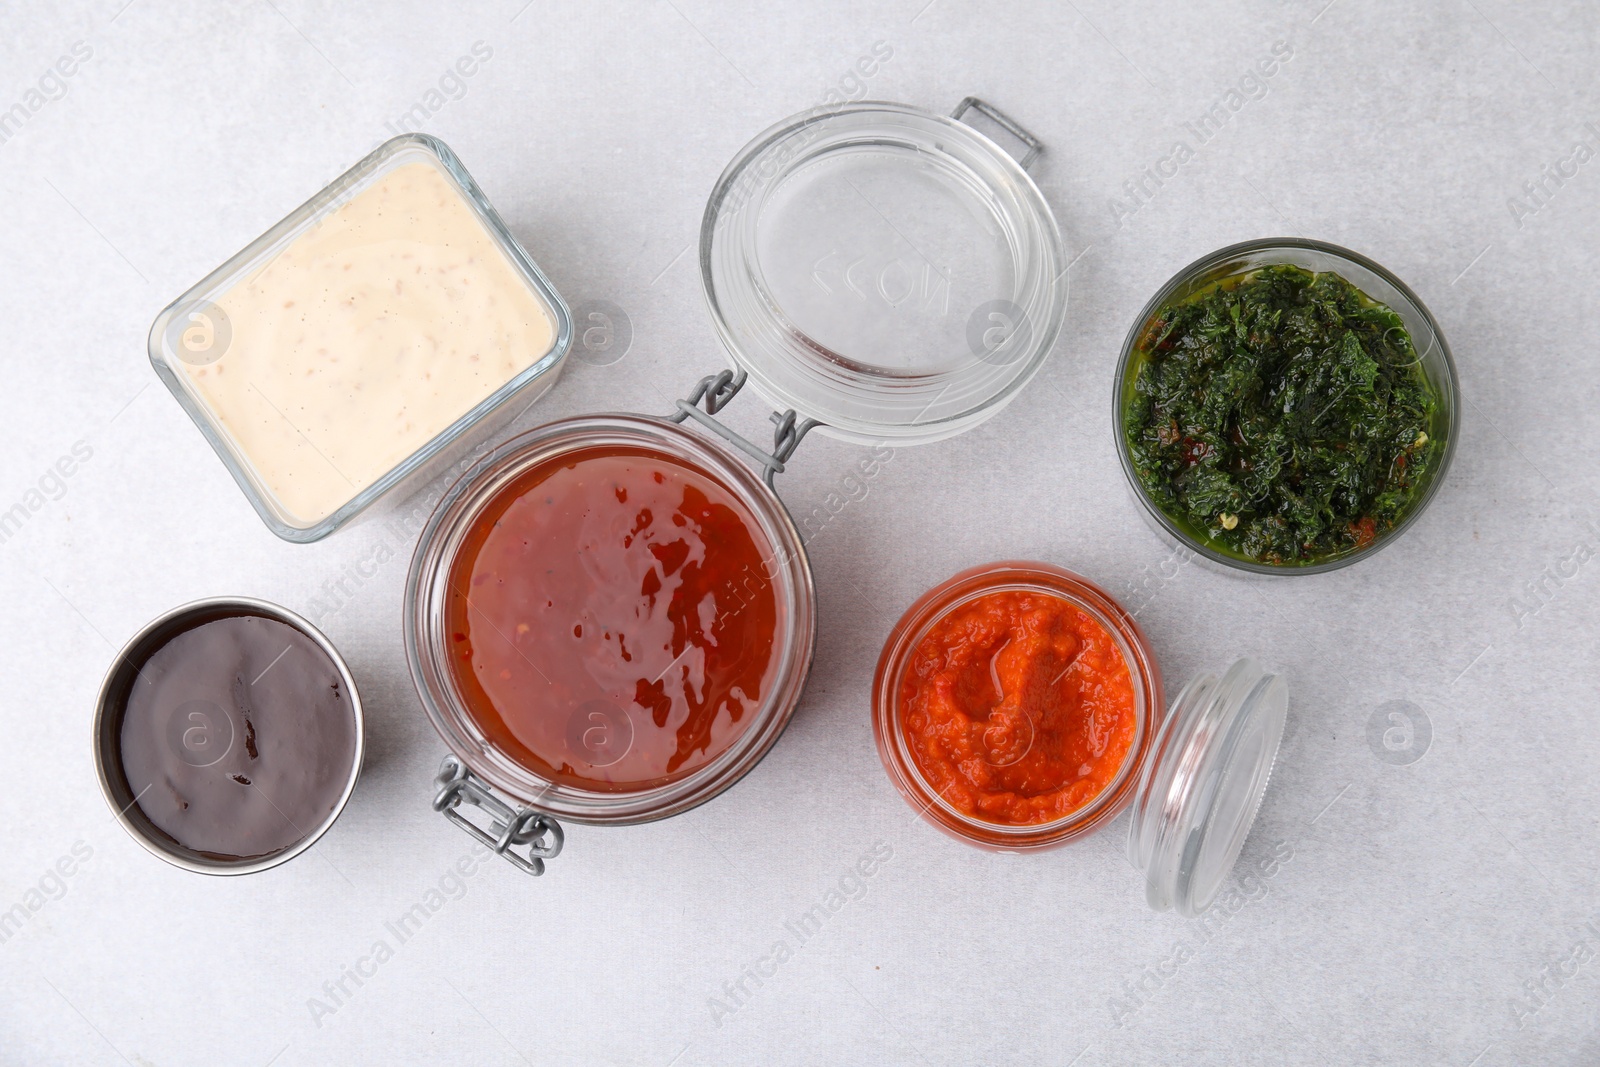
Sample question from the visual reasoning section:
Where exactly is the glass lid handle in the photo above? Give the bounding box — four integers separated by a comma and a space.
950, 97, 1044, 170
432, 755, 564, 876
668, 369, 819, 490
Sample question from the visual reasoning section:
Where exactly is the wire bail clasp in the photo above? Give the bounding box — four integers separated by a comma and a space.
669, 369, 818, 489
432, 755, 564, 876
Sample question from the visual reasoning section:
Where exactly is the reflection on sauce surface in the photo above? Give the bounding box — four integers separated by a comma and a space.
445, 445, 781, 791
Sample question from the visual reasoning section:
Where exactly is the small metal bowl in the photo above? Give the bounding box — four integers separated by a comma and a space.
93, 597, 365, 876
1114, 237, 1460, 575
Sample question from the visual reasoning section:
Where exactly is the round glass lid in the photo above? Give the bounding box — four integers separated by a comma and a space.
1126, 657, 1288, 917
700, 99, 1069, 444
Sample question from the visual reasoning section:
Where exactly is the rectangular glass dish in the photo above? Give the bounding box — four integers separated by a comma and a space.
148, 134, 572, 542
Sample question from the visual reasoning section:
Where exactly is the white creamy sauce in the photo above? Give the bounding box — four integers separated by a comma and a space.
184, 160, 555, 524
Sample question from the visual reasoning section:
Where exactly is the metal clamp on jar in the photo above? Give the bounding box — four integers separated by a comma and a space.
406, 97, 1070, 874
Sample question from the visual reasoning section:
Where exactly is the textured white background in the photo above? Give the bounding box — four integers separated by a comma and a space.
2, 0, 1598, 1064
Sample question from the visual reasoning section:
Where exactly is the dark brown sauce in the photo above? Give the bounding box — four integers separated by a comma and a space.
115, 611, 357, 862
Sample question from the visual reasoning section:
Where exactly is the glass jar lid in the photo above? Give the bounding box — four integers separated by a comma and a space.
1126, 657, 1288, 916
700, 99, 1068, 444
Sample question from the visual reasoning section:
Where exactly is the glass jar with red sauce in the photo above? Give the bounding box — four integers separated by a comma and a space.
407, 414, 815, 839
872, 563, 1287, 916
405, 97, 1069, 873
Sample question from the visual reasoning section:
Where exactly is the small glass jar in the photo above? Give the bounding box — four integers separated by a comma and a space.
873, 562, 1287, 916
405, 97, 1072, 875
148, 134, 573, 543
1114, 238, 1460, 575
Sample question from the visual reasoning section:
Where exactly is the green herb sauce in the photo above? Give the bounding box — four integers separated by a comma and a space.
1123, 264, 1441, 566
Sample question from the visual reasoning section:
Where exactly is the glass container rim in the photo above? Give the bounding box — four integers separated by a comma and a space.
1112, 236, 1461, 576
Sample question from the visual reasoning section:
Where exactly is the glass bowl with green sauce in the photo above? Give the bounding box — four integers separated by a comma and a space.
1114, 238, 1459, 575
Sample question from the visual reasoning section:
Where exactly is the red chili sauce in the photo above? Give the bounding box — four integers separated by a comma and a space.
445, 444, 781, 791
899, 590, 1138, 825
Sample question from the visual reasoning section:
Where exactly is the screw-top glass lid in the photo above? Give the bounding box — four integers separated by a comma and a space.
1126, 657, 1288, 916
700, 99, 1069, 445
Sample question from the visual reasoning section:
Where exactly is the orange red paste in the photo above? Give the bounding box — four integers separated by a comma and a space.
899, 590, 1137, 825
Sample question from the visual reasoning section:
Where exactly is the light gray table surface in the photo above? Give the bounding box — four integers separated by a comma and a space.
3, 1, 1598, 1063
